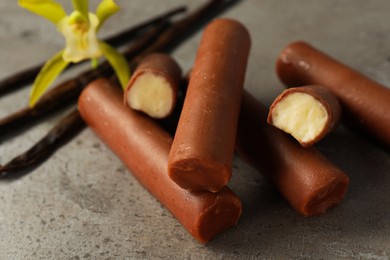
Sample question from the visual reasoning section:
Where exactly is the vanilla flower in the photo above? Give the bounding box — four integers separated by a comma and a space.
19, 0, 131, 106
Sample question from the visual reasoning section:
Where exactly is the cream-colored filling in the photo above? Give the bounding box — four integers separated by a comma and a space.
127, 74, 173, 118
271, 92, 328, 143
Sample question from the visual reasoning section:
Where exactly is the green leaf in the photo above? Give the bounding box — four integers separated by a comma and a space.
96, 0, 120, 30
18, 0, 67, 25
99, 42, 130, 90
71, 0, 89, 20
29, 50, 69, 107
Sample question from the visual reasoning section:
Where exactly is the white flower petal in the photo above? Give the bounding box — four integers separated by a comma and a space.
58, 13, 102, 63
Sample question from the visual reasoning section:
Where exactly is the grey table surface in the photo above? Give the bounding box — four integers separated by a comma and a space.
1, 0, 390, 259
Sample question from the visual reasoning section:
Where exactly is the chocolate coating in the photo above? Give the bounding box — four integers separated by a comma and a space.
78, 78, 242, 244
236, 91, 349, 216
268, 85, 341, 147
276, 41, 390, 148
168, 18, 251, 192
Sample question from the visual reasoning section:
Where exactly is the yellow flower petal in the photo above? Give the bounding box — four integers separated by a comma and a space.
18, 0, 67, 25
67, 10, 88, 27
58, 13, 102, 63
100, 42, 130, 90
96, 0, 120, 30
71, 0, 89, 20
29, 50, 69, 107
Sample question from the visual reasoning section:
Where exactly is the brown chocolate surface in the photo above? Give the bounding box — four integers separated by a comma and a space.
168, 18, 251, 192
276, 41, 390, 149
268, 85, 341, 147
78, 78, 242, 244
236, 91, 349, 216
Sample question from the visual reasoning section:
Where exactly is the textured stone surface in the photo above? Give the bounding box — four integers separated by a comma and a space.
1, 0, 390, 259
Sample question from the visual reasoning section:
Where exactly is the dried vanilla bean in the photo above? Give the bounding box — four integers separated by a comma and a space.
135, 0, 241, 58
0, 109, 85, 178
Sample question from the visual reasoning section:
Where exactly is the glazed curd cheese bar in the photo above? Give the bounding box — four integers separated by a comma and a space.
124, 53, 182, 119
78, 78, 242, 244
236, 91, 349, 216
276, 41, 390, 148
168, 18, 251, 192
268, 85, 341, 147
